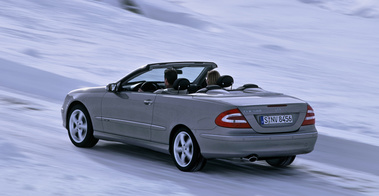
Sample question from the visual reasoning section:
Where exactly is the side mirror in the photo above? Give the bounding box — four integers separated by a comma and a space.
106, 83, 118, 92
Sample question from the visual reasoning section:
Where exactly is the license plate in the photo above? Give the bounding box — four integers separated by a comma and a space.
260, 115, 293, 125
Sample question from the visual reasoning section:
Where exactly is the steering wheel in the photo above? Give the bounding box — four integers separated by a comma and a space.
140, 81, 160, 92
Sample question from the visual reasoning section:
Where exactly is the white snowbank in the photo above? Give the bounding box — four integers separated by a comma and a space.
299, 0, 379, 18
0, 58, 95, 102
103, 0, 219, 31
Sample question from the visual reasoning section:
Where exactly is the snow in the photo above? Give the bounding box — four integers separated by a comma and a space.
1, 0, 379, 195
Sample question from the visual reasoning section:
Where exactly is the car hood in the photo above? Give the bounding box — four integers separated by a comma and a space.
68, 86, 106, 95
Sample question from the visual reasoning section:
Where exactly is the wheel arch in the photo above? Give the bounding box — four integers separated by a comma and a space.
169, 124, 197, 154
66, 100, 99, 148
66, 101, 87, 129
168, 124, 207, 171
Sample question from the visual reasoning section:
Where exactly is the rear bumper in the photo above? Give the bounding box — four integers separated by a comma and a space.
195, 125, 318, 159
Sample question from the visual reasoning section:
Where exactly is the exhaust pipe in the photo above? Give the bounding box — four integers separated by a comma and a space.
244, 155, 258, 162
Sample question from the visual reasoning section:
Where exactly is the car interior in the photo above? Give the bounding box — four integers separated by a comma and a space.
119, 66, 260, 95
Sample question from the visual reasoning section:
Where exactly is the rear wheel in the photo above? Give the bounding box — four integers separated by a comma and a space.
266, 156, 296, 167
171, 128, 206, 172
68, 105, 98, 148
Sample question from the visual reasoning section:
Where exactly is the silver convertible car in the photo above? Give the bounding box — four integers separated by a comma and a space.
61, 62, 317, 172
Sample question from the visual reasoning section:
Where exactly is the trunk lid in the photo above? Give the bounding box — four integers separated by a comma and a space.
193, 89, 308, 133
239, 100, 307, 133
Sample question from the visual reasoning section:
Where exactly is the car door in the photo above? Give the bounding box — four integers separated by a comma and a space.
101, 91, 156, 141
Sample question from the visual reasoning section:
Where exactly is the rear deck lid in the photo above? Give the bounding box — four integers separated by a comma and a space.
193, 90, 308, 133
239, 100, 307, 133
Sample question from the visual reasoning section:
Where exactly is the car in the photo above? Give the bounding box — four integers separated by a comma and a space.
61, 61, 318, 172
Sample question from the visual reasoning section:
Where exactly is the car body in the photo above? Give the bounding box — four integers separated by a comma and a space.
61, 61, 317, 171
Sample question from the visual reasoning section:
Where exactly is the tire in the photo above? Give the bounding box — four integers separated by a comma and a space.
171, 128, 207, 172
266, 156, 296, 168
67, 105, 99, 148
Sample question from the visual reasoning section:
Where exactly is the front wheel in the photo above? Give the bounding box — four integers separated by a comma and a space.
266, 156, 296, 168
171, 128, 206, 172
68, 105, 98, 148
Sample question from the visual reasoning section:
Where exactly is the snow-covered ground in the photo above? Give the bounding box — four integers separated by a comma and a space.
1, 0, 379, 195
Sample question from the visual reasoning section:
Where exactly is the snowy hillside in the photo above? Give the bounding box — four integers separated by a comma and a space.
2, 0, 378, 142
1, 0, 379, 195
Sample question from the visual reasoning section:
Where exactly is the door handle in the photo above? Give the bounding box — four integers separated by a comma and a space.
144, 99, 153, 105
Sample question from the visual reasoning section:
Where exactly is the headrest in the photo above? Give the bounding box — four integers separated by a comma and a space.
243, 84, 259, 88
216, 75, 234, 88
237, 84, 259, 90
173, 78, 190, 90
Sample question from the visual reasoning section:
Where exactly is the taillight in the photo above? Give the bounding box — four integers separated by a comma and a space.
215, 109, 251, 128
302, 104, 315, 126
